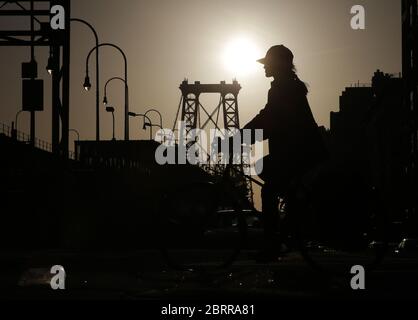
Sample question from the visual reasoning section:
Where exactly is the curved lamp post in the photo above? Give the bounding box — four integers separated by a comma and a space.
144, 108, 163, 129
86, 43, 129, 141
144, 122, 164, 142
11, 109, 25, 140
59, 18, 100, 141
69, 128, 80, 142
128, 112, 154, 140
145, 108, 170, 143
15, 109, 24, 133
103, 77, 126, 106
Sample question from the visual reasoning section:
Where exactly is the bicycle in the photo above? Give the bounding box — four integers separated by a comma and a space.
155, 162, 249, 271
155, 146, 388, 277
264, 162, 389, 277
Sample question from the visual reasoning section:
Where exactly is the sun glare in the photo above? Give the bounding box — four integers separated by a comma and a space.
222, 37, 262, 77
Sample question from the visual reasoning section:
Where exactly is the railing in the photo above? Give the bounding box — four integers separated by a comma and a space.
0, 122, 11, 137
0, 122, 75, 160
350, 82, 372, 88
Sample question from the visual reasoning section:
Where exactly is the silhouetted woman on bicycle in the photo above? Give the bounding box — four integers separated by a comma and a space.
244, 45, 326, 262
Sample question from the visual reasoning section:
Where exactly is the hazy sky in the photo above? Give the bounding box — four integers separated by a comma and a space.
0, 0, 403, 211
0, 0, 401, 145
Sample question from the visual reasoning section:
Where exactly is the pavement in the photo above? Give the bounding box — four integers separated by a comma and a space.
0, 247, 417, 300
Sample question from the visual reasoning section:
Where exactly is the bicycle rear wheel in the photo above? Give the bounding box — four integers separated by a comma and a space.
288, 171, 388, 277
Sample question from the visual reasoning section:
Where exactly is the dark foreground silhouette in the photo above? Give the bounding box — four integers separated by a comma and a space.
240, 45, 327, 261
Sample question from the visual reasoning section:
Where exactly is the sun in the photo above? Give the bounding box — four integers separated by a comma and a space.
222, 37, 261, 76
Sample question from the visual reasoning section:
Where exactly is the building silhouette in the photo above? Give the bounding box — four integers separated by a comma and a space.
330, 83, 374, 172
402, 0, 418, 236
367, 71, 406, 232
329, 70, 406, 239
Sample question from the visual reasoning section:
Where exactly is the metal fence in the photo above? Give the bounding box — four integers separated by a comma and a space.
0, 122, 75, 160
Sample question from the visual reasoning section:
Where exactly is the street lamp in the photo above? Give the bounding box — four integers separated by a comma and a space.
12, 109, 25, 140
69, 129, 80, 141
46, 47, 54, 75
86, 43, 129, 141
143, 122, 165, 141
103, 77, 126, 106
15, 110, 24, 133
128, 112, 154, 140
83, 75, 91, 91
144, 108, 163, 129
106, 106, 116, 141
71, 18, 101, 141
144, 108, 170, 143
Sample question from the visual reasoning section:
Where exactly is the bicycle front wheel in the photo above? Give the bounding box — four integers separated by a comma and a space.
156, 181, 247, 271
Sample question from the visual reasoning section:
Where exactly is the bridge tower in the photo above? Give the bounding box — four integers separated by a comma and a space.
173, 79, 254, 206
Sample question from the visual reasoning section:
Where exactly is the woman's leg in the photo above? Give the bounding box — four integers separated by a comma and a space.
261, 181, 281, 250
